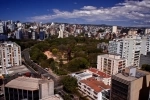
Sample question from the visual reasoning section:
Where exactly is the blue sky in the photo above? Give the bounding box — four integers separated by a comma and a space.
0, 0, 149, 26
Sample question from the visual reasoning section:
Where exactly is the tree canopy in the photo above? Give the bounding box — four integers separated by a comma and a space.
141, 64, 150, 72
67, 57, 89, 72
61, 76, 78, 93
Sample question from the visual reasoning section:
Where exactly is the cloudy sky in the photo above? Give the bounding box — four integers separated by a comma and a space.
0, 0, 150, 26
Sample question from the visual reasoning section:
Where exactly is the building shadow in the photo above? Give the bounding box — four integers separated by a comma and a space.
139, 76, 150, 100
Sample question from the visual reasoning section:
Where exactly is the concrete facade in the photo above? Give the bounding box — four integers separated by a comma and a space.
108, 35, 141, 67
5, 77, 54, 100
97, 54, 127, 75
78, 77, 110, 100
0, 42, 22, 74
111, 67, 150, 100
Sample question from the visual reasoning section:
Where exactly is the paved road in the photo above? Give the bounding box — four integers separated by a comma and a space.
22, 48, 60, 87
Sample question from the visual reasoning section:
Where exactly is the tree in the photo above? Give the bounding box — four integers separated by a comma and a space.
141, 64, 150, 72
52, 48, 58, 56
68, 57, 89, 72
61, 76, 77, 93
40, 60, 49, 68
63, 94, 72, 100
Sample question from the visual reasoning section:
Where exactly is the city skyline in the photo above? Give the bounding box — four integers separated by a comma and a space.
0, 0, 150, 27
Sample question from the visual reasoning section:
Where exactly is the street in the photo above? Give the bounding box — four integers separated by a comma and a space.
22, 48, 60, 87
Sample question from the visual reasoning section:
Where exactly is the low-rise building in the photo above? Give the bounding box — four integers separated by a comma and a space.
4, 77, 54, 100
87, 68, 111, 85
78, 77, 110, 100
71, 72, 93, 81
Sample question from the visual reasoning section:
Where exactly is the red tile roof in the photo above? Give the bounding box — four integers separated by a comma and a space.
88, 68, 110, 78
80, 77, 110, 93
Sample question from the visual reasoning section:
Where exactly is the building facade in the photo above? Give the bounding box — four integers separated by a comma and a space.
141, 35, 150, 55
5, 77, 54, 100
112, 26, 117, 34
78, 77, 110, 100
108, 35, 141, 67
0, 42, 22, 74
97, 54, 127, 75
110, 67, 150, 100
0, 22, 4, 34
87, 68, 111, 85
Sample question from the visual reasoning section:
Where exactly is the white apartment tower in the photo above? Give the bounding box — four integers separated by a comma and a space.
0, 21, 4, 34
108, 35, 141, 67
58, 24, 65, 38
140, 35, 150, 55
97, 54, 127, 75
0, 42, 22, 74
112, 26, 117, 33
145, 28, 150, 34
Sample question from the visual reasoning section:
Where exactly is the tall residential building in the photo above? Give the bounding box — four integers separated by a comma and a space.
112, 26, 117, 33
108, 35, 141, 67
97, 54, 127, 75
0, 21, 4, 34
145, 28, 150, 34
0, 42, 22, 74
140, 35, 150, 55
110, 67, 150, 100
39, 30, 45, 40
5, 77, 54, 100
58, 24, 64, 38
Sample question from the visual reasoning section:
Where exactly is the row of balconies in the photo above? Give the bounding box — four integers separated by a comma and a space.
78, 86, 98, 100
78, 83, 98, 96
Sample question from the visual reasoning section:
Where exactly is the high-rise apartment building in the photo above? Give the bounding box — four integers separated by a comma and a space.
110, 67, 150, 100
140, 35, 150, 55
145, 28, 150, 34
97, 54, 127, 75
0, 42, 22, 74
108, 35, 141, 67
58, 24, 65, 38
0, 21, 4, 34
112, 26, 117, 33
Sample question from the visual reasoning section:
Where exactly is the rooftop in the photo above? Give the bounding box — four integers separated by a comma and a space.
88, 68, 110, 78
80, 77, 110, 93
76, 72, 92, 78
5, 77, 53, 91
98, 54, 126, 60
0, 65, 30, 75
0, 42, 19, 47
114, 68, 150, 82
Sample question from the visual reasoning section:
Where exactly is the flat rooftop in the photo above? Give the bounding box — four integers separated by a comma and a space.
80, 77, 110, 93
8, 65, 30, 74
76, 72, 92, 78
114, 69, 150, 82
5, 77, 53, 91
98, 54, 126, 60
0, 65, 30, 75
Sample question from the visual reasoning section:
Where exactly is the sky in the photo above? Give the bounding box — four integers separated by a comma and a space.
0, 0, 150, 26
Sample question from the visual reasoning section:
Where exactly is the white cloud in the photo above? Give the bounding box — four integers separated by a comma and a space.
28, 0, 150, 26
81, 6, 97, 10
